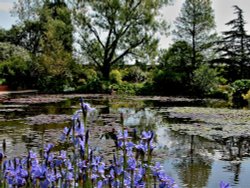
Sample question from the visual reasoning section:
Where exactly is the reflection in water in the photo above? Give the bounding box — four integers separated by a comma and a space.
177, 158, 211, 188
157, 128, 213, 188
0, 121, 68, 157
215, 136, 250, 161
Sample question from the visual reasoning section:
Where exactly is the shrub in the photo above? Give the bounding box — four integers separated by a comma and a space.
111, 82, 143, 95
122, 66, 147, 83
191, 64, 225, 97
151, 68, 184, 96
0, 56, 31, 89
230, 79, 250, 107
110, 69, 122, 84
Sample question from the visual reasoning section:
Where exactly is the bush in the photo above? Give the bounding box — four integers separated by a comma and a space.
0, 56, 31, 89
111, 82, 143, 95
151, 68, 184, 96
208, 85, 231, 100
191, 64, 225, 97
230, 79, 250, 107
75, 68, 105, 93
110, 69, 122, 84
122, 66, 147, 83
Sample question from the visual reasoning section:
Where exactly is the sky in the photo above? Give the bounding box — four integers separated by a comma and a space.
0, 0, 250, 48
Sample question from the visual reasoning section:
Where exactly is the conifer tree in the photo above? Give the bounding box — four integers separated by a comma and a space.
217, 5, 250, 81
174, 0, 216, 70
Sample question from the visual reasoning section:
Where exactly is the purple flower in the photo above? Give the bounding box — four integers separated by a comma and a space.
220, 181, 231, 188
40, 179, 50, 188
19, 167, 28, 178
29, 150, 37, 159
66, 171, 74, 181
0, 152, 3, 160
151, 162, 162, 176
75, 123, 84, 136
135, 142, 147, 153
91, 173, 99, 180
46, 169, 56, 182
98, 162, 105, 177
31, 164, 47, 179
78, 160, 87, 171
44, 143, 54, 154
59, 150, 67, 160
141, 130, 154, 141
158, 171, 178, 188
97, 180, 103, 188
127, 157, 136, 170
117, 129, 131, 141
82, 103, 95, 112
72, 110, 82, 120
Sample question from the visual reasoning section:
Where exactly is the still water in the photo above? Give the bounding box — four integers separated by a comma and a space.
0, 94, 249, 188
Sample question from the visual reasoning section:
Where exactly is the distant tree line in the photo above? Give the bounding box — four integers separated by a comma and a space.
0, 0, 250, 103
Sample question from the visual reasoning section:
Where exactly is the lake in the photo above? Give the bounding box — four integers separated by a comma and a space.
0, 94, 249, 188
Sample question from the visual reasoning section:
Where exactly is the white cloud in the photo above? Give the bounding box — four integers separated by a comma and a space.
0, 2, 14, 12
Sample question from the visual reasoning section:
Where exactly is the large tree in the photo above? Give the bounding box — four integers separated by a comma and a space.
73, 0, 170, 80
217, 5, 250, 81
174, 0, 216, 70
10, 0, 73, 55
8, 0, 74, 91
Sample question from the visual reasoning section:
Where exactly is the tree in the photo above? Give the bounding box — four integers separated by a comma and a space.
12, 0, 43, 22
73, 0, 170, 80
38, 17, 73, 92
8, 0, 75, 91
159, 41, 193, 83
174, 0, 216, 70
216, 5, 250, 81
9, 0, 43, 54
41, 0, 73, 53
10, 0, 73, 55
0, 42, 37, 89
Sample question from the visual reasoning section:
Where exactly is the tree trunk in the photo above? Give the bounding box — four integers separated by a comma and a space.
102, 63, 111, 80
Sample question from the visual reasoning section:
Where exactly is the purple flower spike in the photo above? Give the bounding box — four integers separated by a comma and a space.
0, 152, 3, 160
40, 179, 50, 188
127, 157, 136, 170
117, 129, 131, 141
81, 102, 95, 113
98, 162, 105, 178
59, 150, 67, 160
220, 181, 231, 188
97, 180, 103, 188
72, 109, 82, 120
141, 130, 154, 141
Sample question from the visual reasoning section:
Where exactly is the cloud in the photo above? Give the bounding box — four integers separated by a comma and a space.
0, 2, 14, 12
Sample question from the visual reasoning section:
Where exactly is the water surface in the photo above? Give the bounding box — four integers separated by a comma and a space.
0, 94, 248, 187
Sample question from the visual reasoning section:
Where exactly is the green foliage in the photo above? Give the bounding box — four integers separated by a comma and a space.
151, 68, 184, 95
0, 56, 31, 89
151, 41, 194, 95
111, 82, 144, 95
0, 42, 30, 61
230, 79, 250, 107
159, 41, 193, 86
75, 67, 145, 95
122, 66, 147, 83
191, 64, 224, 97
216, 6, 250, 81
110, 69, 122, 84
73, 0, 170, 79
174, 0, 216, 68
0, 42, 35, 89
75, 68, 108, 93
